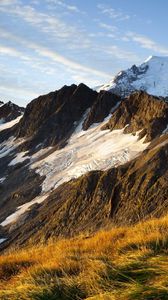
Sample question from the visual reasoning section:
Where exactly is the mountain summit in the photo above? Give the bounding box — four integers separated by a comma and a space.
0, 53, 167, 253
98, 55, 168, 98
0, 77, 167, 250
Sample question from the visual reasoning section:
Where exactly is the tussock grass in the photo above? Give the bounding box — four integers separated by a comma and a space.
0, 216, 168, 299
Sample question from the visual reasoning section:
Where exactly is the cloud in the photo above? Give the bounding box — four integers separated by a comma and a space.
46, 0, 80, 13
126, 32, 168, 55
0, 45, 30, 61
0, 84, 38, 104
0, 0, 80, 14
30, 0, 40, 5
0, 28, 111, 80
1, 0, 157, 104
0, 1, 139, 66
0, 0, 20, 5
0, 1, 89, 49
99, 23, 118, 32
97, 4, 130, 21
22, 42, 112, 79
98, 22, 119, 38
0, 84, 37, 98
102, 45, 139, 62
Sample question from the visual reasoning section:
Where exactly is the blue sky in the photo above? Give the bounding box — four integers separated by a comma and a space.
0, 0, 168, 105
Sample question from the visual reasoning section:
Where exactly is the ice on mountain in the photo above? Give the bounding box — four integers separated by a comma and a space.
0, 115, 22, 132
98, 56, 168, 98
31, 117, 149, 194
0, 238, 7, 244
0, 137, 25, 159
0, 177, 6, 183
8, 151, 30, 166
1, 194, 47, 227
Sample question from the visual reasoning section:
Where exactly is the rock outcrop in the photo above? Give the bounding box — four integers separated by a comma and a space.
102, 91, 168, 141
0, 101, 24, 122
83, 91, 120, 130
16, 84, 98, 148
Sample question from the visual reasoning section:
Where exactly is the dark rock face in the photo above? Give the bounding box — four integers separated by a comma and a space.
0, 101, 24, 123
102, 91, 168, 141
16, 84, 98, 149
130, 64, 149, 80
0, 166, 44, 224
83, 91, 121, 130
13, 84, 121, 151
114, 64, 148, 87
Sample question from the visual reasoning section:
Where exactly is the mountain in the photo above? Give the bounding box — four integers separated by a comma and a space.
0, 101, 24, 142
0, 54, 168, 298
0, 101, 24, 123
98, 56, 168, 98
0, 74, 167, 250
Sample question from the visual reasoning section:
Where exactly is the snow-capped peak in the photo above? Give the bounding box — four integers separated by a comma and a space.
98, 56, 168, 98
145, 55, 168, 62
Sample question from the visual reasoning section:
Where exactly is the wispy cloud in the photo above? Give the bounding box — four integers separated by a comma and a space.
0, 0, 20, 5
1, 0, 164, 105
30, 44, 111, 78
126, 32, 168, 55
99, 23, 118, 32
0, 84, 38, 102
0, 1, 139, 65
98, 22, 119, 38
102, 45, 139, 62
0, 45, 30, 61
0, 29, 111, 80
46, 0, 81, 13
97, 4, 130, 21
0, 1, 88, 48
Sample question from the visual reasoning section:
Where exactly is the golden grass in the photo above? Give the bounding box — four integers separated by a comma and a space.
0, 215, 168, 299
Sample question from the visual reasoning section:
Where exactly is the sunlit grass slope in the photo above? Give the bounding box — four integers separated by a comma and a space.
0, 216, 168, 300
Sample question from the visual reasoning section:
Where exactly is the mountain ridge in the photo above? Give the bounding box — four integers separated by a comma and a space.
98, 55, 168, 98
0, 55, 168, 251
0, 79, 167, 250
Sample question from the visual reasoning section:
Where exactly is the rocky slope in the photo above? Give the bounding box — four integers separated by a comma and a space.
103, 91, 168, 142
0, 80, 167, 251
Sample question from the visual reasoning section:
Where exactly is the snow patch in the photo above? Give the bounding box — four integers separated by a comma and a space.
162, 124, 168, 135
73, 109, 90, 134
0, 115, 22, 132
0, 177, 6, 183
1, 194, 47, 227
31, 119, 149, 193
9, 151, 29, 166
0, 137, 25, 159
0, 238, 6, 244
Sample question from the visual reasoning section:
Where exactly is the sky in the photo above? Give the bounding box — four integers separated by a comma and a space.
0, 0, 168, 106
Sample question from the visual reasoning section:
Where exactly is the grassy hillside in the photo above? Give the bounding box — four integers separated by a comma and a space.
0, 215, 168, 300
